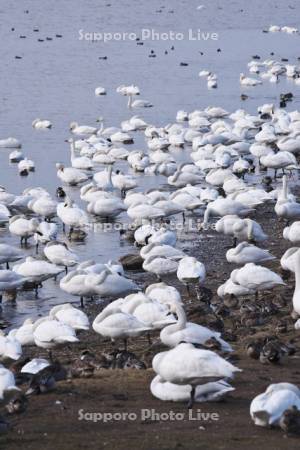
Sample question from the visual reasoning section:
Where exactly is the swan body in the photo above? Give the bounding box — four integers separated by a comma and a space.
226, 242, 275, 264
145, 282, 182, 306
49, 304, 89, 330
92, 307, 150, 341
283, 221, 300, 243
70, 122, 97, 135
0, 332, 22, 362
153, 343, 241, 386
13, 318, 35, 346
160, 303, 232, 351
0, 270, 27, 293
28, 195, 57, 219
230, 263, 285, 291
143, 255, 178, 277
87, 197, 126, 218
203, 199, 253, 225
280, 247, 299, 272
140, 243, 185, 261
32, 119, 52, 129
177, 257, 206, 284
13, 256, 64, 283
0, 366, 19, 400
56, 164, 89, 185
44, 241, 79, 268
250, 383, 300, 427
150, 375, 234, 402
33, 318, 79, 349
0, 244, 24, 267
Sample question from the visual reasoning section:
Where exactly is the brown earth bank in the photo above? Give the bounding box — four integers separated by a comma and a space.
1, 191, 300, 450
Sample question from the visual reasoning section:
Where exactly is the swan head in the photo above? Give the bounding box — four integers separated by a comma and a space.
69, 122, 79, 130
56, 163, 64, 171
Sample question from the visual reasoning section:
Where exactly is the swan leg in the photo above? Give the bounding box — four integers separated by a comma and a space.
182, 212, 186, 224
274, 169, 277, 180
186, 284, 190, 296
62, 223, 65, 232
48, 349, 53, 362
188, 386, 195, 409
35, 285, 39, 298
80, 297, 84, 308
65, 266, 68, 274
0, 294, 2, 303
35, 242, 39, 254
6, 262, 9, 270
123, 338, 128, 351
147, 332, 152, 346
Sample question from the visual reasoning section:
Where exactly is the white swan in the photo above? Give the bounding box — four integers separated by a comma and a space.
283, 221, 300, 243
18, 158, 35, 175
33, 317, 79, 351
0, 331, 22, 362
153, 343, 241, 407
87, 197, 126, 218
226, 242, 275, 265
250, 383, 300, 427
140, 243, 185, 261
32, 118, 52, 129
127, 94, 152, 108
28, 195, 57, 220
44, 241, 79, 272
280, 247, 299, 272
49, 303, 89, 330
240, 73, 262, 86
145, 282, 182, 306
160, 303, 232, 351
92, 306, 150, 348
57, 198, 88, 233
0, 270, 27, 299
56, 163, 89, 186
143, 255, 178, 278
68, 138, 94, 170
70, 122, 97, 135
232, 218, 268, 243
217, 279, 255, 298
150, 375, 234, 402
12, 318, 35, 346
0, 137, 21, 148
230, 263, 285, 291
0, 244, 24, 269
203, 199, 253, 226
0, 366, 20, 401
132, 301, 176, 329
275, 175, 300, 220
9, 216, 39, 244
13, 256, 64, 284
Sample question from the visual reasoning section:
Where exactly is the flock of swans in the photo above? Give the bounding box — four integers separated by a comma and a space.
2, 43, 300, 433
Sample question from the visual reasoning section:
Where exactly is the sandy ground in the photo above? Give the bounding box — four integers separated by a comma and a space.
1, 186, 300, 449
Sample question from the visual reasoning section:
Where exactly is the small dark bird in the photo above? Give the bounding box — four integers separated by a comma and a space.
217, 48, 221, 52
56, 186, 66, 198
56, 34, 63, 38
99, 56, 108, 60
240, 94, 248, 101
180, 62, 188, 66
279, 407, 300, 434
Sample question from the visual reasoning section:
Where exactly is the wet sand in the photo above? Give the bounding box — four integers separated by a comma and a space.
1, 183, 300, 450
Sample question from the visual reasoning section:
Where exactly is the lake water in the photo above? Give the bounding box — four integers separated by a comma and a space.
0, 0, 299, 328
